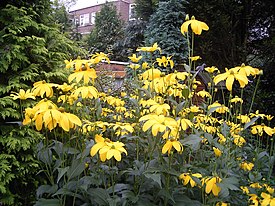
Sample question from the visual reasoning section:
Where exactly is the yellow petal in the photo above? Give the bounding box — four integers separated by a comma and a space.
225, 75, 234, 91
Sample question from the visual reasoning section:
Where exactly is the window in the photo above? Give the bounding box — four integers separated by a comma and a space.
129, 4, 136, 21
80, 13, 90, 26
91, 12, 96, 24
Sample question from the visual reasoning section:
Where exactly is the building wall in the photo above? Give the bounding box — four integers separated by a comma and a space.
70, 0, 135, 35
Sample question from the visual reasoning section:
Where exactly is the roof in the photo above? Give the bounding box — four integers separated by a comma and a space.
69, 0, 116, 12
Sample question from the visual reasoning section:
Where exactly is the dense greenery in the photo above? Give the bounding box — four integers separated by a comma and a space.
0, 0, 86, 204
145, 0, 188, 65
87, 3, 124, 60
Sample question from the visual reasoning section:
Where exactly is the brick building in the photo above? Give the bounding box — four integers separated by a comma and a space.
69, 0, 135, 35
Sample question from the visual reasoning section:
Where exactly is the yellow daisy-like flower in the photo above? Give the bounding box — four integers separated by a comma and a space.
141, 68, 162, 80
205, 66, 218, 73
57, 83, 75, 93
189, 56, 201, 61
179, 173, 202, 187
156, 56, 174, 68
71, 86, 98, 99
213, 147, 222, 157
149, 103, 170, 115
32, 80, 57, 98
90, 134, 109, 161
251, 124, 274, 136
181, 16, 209, 35
128, 54, 142, 63
216, 202, 230, 206
68, 67, 97, 84
10, 89, 35, 100
139, 114, 178, 136
230, 96, 243, 104
178, 118, 193, 131
237, 115, 251, 124
129, 64, 140, 70
136, 42, 161, 53
208, 102, 229, 114
197, 90, 211, 98
59, 110, 82, 132
91, 52, 110, 64
240, 161, 254, 171
203, 176, 222, 196
162, 139, 183, 154
213, 67, 248, 91
99, 141, 127, 162
261, 192, 275, 206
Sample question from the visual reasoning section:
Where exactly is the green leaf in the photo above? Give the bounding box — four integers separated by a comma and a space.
36, 185, 58, 197
66, 159, 85, 180
144, 172, 162, 188
88, 188, 110, 205
34, 198, 61, 206
244, 117, 259, 130
57, 167, 69, 184
182, 134, 202, 150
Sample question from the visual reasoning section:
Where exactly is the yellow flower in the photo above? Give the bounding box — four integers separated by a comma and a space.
136, 42, 161, 53
189, 56, 201, 61
181, 16, 209, 35
240, 186, 249, 194
99, 141, 127, 162
216, 202, 230, 206
68, 67, 97, 84
233, 135, 246, 147
129, 64, 140, 70
91, 52, 110, 64
217, 133, 226, 144
71, 86, 98, 99
213, 147, 222, 157
240, 161, 254, 171
139, 114, 178, 136
205, 66, 218, 73
142, 62, 149, 70
235, 63, 261, 77
208, 102, 229, 113
230, 96, 243, 104
249, 194, 259, 206
59, 110, 82, 131
261, 192, 275, 206
162, 139, 183, 154
213, 67, 248, 91
179, 173, 202, 187
149, 103, 170, 115
203, 176, 222, 196
10, 89, 35, 100
141, 68, 162, 80
64, 59, 73, 69
251, 124, 274, 136
32, 80, 57, 98
57, 83, 75, 93
250, 182, 262, 189
90, 134, 109, 162
197, 90, 211, 98
156, 56, 174, 68
237, 115, 251, 124
178, 118, 193, 130
128, 54, 142, 63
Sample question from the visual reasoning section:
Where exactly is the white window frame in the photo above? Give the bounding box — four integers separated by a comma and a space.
91, 12, 96, 25
80, 13, 89, 26
129, 4, 136, 21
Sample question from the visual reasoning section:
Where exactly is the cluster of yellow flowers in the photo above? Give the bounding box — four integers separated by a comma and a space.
179, 173, 222, 196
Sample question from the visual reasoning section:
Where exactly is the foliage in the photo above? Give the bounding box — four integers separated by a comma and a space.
7, 16, 275, 206
0, 1, 87, 204
134, 0, 159, 22
87, 3, 124, 60
145, 0, 188, 65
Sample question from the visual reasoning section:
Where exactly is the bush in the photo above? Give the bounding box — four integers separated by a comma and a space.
9, 16, 275, 206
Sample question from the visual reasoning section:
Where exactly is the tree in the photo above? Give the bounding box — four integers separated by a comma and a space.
186, 0, 275, 117
87, 3, 124, 60
145, 0, 188, 67
134, 0, 159, 22
0, 0, 86, 204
